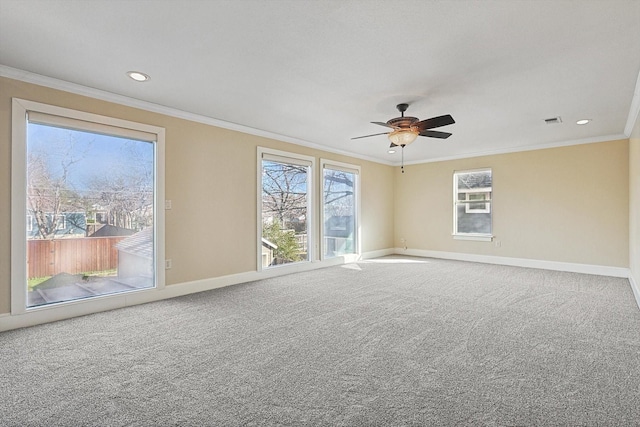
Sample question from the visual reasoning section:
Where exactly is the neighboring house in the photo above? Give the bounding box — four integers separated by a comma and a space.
87, 202, 153, 233
261, 238, 277, 268
456, 173, 493, 234
86, 208, 109, 225
27, 212, 86, 239
457, 186, 492, 213
325, 215, 353, 238
324, 215, 354, 256
114, 228, 153, 285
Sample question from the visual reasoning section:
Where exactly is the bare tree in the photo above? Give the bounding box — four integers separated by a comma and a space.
89, 176, 152, 230
262, 162, 308, 230
27, 139, 84, 239
323, 171, 354, 217
88, 141, 154, 231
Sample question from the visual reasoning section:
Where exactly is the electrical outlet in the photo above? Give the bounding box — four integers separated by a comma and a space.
400, 238, 407, 250
165, 200, 172, 210
165, 259, 172, 269
495, 240, 501, 248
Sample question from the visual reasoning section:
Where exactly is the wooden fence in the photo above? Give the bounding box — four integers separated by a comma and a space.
27, 237, 125, 279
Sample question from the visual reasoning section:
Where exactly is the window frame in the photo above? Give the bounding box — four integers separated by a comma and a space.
452, 168, 493, 242
320, 159, 361, 261
11, 98, 165, 314
257, 147, 316, 271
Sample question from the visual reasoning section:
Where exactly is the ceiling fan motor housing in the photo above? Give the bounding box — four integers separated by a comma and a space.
387, 116, 419, 128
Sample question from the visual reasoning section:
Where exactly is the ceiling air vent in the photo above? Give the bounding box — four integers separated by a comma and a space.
544, 116, 562, 124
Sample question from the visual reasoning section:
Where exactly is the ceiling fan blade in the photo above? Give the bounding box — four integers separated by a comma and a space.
389, 142, 398, 148
415, 114, 455, 131
419, 130, 452, 139
351, 132, 390, 140
371, 121, 397, 129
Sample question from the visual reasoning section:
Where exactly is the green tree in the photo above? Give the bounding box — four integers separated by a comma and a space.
262, 221, 300, 264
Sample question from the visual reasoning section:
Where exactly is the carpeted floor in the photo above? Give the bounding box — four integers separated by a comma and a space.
1, 256, 639, 426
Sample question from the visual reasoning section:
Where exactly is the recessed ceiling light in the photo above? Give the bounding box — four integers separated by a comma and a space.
576, 119, 590, 125
127, 71, 150, 82
388, 149, 396, 154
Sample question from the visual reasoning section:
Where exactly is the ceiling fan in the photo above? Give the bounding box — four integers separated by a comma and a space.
352, 103, 455, 172
353, 103, 455, 146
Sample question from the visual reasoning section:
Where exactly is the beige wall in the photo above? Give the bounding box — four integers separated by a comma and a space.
630, 113, 640, 282
0, 75, 634, 318
0, 77, 395, 315
394, 141, 630, 267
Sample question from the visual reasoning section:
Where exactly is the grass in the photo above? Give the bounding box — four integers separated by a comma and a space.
28, 276, 51, 290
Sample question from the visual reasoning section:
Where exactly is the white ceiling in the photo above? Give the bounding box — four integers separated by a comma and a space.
1, 0, 639, 164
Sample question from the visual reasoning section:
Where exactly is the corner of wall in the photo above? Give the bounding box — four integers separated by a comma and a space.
629, 103, 640, 293
627, 69, 640, 288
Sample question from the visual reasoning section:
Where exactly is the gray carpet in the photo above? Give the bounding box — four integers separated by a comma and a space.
1, 256, 639, 426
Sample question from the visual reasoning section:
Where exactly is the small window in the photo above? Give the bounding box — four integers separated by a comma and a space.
52, 214, 66, 230
464, 192, 491, 213
453, 169, 492, 240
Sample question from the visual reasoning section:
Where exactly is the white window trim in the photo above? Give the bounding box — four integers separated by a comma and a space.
11, 98, 165, 315
453, 234, 494, 242
453, 168, 493, 241
257, 147, 316, 271
320, 159, 361, 261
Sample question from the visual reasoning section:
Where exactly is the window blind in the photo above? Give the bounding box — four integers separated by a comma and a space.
28, 111, 157, 142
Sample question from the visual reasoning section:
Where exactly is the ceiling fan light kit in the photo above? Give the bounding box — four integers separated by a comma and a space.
352, 103, 455, 173
388, 128, 419, 146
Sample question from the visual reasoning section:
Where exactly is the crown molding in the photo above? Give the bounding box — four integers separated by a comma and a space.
2, 64, 636, 169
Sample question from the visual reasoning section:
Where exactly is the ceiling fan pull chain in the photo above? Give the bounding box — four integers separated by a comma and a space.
401, 145, 405, 173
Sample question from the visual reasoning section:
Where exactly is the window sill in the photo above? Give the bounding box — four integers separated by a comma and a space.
453, 234, 494, 242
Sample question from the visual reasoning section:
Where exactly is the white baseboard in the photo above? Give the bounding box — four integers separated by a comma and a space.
361, 248, 395, 259
630, 273, 640, 310
393, 248, 630, 278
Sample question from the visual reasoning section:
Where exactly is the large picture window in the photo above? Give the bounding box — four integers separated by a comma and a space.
321, 160, 359, 259
453, 168, 493, 240
258, 148, 314, 269
11, 99, 165, 312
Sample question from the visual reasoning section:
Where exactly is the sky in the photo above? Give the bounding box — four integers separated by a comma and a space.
27, 123, 154, 192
